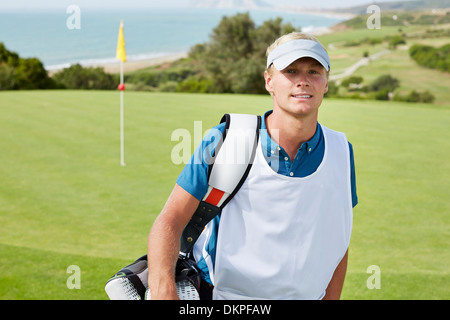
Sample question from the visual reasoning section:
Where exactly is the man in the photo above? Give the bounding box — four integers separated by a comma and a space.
147, 32, 357, 300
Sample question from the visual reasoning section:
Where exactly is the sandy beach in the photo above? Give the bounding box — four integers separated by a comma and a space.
47, 51, 189, 75
100, 52, 189, 73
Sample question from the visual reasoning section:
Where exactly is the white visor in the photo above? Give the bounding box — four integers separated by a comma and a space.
267, 39, 330, 71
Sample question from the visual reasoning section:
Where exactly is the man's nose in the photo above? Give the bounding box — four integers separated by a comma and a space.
296, 73, 310, 87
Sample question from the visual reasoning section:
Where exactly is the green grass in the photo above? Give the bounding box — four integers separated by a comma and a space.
0, 90, 449, 299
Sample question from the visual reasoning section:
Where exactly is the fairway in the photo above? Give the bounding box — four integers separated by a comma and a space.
0, 90, 449, 299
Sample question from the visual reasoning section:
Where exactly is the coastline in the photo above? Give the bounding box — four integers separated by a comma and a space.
269, 6, 356, 21
47, 51, 189, 75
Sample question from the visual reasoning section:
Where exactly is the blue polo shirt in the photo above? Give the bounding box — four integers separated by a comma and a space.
177, 111, 358, 285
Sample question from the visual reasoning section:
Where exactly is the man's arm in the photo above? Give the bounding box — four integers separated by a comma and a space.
323, 249, 348, 300
147, 184, 200, 300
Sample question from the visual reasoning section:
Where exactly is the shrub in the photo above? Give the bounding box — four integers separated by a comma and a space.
52, 64, 116, 90
0, 42, 57, 90
369, 74, 400, 92
178, 77, 213, 93
388, 35, 406, 49
341, 76, 364, 91
324, 81, 339, 98
393, 90, 435, 103
373, 89, 390, 101
409, 43, 450, 73
159, 81, 179, 92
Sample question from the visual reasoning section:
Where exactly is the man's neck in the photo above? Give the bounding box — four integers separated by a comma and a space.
266, 109, 318, 161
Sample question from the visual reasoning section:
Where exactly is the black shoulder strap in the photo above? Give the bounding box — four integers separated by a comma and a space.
179, 113, 261, 256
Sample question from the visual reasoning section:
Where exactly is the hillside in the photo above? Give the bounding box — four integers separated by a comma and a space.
318, 17, 450, 105
333, 0, 450, 14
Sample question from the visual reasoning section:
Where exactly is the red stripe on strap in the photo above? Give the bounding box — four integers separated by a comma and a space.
204, 188, 225, 206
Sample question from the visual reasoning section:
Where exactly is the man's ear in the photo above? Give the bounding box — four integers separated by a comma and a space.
264, 70, 274, 95
324, 80, 329, 94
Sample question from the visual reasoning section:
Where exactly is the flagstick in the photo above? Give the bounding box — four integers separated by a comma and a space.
117, 20, 127, 167
120, 60, 126, 167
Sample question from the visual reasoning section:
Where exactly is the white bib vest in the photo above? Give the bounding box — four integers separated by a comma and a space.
212, 125, 353, 300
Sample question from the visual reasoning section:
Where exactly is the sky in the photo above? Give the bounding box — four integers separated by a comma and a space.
0, 0, 413, 11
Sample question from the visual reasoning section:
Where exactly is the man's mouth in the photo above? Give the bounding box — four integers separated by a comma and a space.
292, 94, 313, 99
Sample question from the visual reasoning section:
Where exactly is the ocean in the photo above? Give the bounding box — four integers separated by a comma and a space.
0, 7, 343, 70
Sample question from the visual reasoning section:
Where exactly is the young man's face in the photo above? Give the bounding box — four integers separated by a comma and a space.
265, 57, 329, 119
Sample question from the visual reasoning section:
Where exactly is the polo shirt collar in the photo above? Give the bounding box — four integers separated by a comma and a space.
261, 110, 321, 156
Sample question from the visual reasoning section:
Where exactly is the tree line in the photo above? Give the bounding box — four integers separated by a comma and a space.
409, 43, 450, 73
0, 42, 116, 90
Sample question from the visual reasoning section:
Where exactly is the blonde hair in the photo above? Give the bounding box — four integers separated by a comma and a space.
266, 32, 329, 77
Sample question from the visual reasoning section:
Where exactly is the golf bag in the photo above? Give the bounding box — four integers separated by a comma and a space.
105, 113, 261, 300
105, 254, 201, 300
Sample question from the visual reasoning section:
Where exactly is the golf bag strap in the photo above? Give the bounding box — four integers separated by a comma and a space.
179, 201, 221, 255
179, 114, 261, 256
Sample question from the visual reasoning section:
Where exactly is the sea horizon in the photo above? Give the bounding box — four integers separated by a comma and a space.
0, 7, 345, 71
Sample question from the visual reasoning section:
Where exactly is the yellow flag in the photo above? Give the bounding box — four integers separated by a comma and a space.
116, 20, 127, 62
